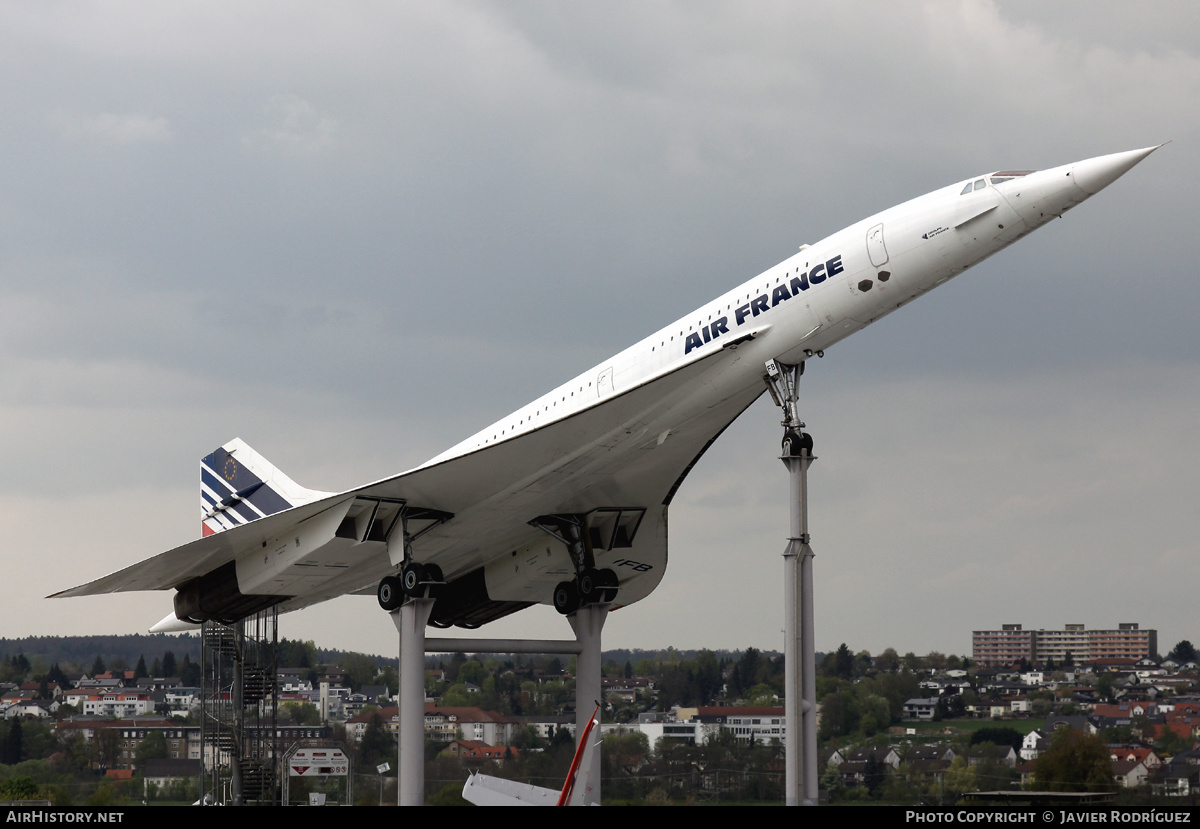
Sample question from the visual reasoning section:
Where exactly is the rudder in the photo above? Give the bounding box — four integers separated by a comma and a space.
200, 438, 331, 535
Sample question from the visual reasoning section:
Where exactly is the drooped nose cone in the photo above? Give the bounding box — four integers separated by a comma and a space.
1000, 145, 1163, 227
1071, 145, 1162, 196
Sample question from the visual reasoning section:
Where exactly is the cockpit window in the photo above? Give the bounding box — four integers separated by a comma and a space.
962, 170, 1038, 195
961, 177, 990, 195
990, 170, 1034, 185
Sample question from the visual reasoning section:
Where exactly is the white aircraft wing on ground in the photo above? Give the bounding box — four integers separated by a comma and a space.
461, 705, 602, 806
52, 147, 1161, 630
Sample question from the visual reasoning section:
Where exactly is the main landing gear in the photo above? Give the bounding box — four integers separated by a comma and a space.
373, 504, 612, 805
532, 513, 621, 616
552, 567, 618, 615
374, 504, 452, 613
377, 562, 445, 612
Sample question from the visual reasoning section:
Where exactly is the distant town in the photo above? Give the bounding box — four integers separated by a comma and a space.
0, 623, 1197, 806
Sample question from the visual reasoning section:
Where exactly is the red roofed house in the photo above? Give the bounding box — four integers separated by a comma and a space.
441, 740, 519, 763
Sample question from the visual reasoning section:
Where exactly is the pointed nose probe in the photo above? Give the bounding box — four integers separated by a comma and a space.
1071, 145, 1162, 196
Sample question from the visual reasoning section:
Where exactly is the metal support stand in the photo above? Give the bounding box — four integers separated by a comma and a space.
387, 599, 609, 806
782, 446, 818, 806
567, 603, 608, 806
765, 359, 818, 806
394, 598, 435, 806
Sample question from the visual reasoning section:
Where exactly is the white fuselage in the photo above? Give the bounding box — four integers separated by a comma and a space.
431, 155, 1106, 469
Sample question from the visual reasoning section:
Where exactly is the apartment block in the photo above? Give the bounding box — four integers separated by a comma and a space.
972, 623, 1156, 666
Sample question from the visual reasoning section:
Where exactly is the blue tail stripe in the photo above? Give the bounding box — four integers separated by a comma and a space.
244, 484, 293, 518
227, 499, 261, 524
200, 468, 230, 499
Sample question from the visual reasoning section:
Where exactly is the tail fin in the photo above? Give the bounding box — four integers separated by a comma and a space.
200, 438, 333, 536
559, 704, 601, 806
459, 706, 602, 807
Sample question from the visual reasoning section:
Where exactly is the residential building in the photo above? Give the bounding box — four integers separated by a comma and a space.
70, 691, 153, 719
903, 698, 939, 720
635, 714, 701, 752
54, 719, 332, 771
440, 740, 519, 763
675, 706, 786, 745
346, 704, 517, 747
973, 623, 1157, 666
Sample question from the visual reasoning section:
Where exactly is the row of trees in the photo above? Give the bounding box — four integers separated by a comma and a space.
0, 650, 200, 689
815, 727, 1122, 805
0, 635, 404, 697
823, 644, 973, 680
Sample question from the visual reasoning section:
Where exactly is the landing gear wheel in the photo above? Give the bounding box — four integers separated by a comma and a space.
553, 581, 580, 615
578, 568, 600, 604
597, 568, 619, 603
402, 563, 426, 597
782, 429, 813, 457
377, 576, 403, 611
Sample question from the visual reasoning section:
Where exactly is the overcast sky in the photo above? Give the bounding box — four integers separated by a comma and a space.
2, 1, 1197, 661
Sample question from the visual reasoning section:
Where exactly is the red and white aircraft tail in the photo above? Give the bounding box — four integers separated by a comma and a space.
462, 706, 601, 807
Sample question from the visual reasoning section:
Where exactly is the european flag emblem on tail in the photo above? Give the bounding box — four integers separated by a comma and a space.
199, 438, 329, 536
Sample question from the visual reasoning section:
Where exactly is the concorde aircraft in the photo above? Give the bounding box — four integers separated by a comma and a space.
53, 147, 1160, 630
